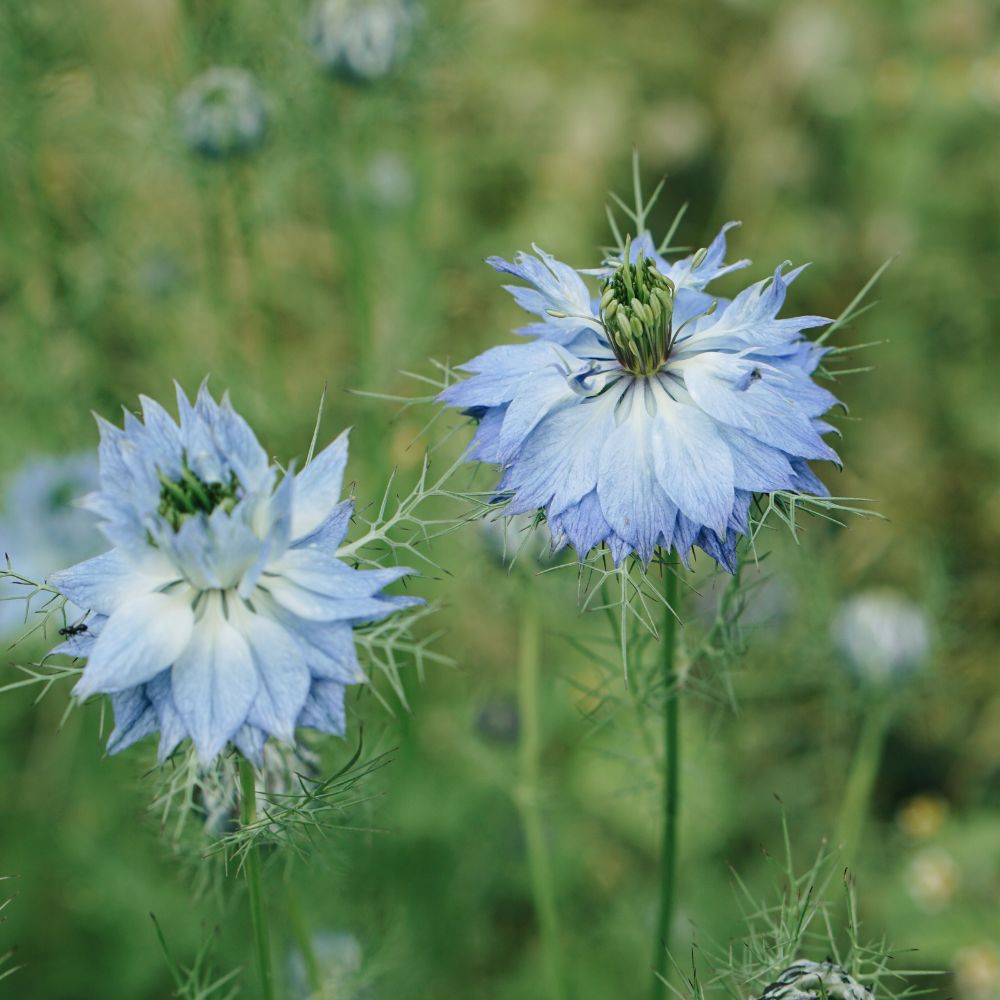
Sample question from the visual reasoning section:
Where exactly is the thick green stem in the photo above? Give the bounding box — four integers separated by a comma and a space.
239, 758, 276, 1000
834, 694, 893, 870
651, 569, 680, 1000
516, 594, 566, 1000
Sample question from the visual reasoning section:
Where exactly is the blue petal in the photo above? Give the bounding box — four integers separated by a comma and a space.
50, 549, 179, 617
292, 498, 355, 552
292, 430, 350, 541
74, 592, 195, 698
171, 603, 257, 765
298, 680, 347, 736
106, 687, 159, 755
648, 389, 735, 534
234, 608, 310, 743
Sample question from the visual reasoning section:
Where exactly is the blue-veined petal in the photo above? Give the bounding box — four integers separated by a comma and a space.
74, 591, 195, 698
171, 600, 258, 764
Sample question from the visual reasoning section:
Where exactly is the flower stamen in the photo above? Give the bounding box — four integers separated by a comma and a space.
600, 235, 676, 376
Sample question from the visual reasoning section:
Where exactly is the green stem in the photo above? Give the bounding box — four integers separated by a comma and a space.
651, 568, 679, 1000
516, 593, 566, 1000
239, 758, 276, 1000
834, 694, 893, 870
287, 882, 324, 997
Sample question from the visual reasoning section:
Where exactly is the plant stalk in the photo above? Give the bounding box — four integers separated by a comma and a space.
834, 693, 893, 870
516, 593, 566, 1000
651, 568, 680, 1000
239, 758, 276, 1000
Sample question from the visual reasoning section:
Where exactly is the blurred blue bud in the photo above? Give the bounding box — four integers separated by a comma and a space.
832, 589, 931, 685
288, 929, 364, 999
177, 67, 269, 161
754, 961, 874, 1000
306, 0, 416, 83
474, 696, 520, 745
0, 453, 102, 635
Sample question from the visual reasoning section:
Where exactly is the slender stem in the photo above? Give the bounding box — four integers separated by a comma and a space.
651, 568, 680, 1000
834, 694, 893, 870
287, 881, 324, 997
516, 593, 566, 1000
239, 758, 276, 1000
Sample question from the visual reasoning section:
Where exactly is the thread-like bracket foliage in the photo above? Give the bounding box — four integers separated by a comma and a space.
207, 741, 395, 869
151, 914, 240, 1000
666, 816, 935, 1000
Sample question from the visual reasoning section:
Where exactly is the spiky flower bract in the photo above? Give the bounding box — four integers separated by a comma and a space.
177, 68, 269, 160
306, 0, 416, 83
439, 220, 844, 572
48, 385, 420, 766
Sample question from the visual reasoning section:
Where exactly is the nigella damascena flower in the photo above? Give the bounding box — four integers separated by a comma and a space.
753, 961, 874, 1000
306, 0, 416, 82
438, 228, 842, 571
832, 589, 930, 684
48, 385, 419, 766
177, 67, 268, 160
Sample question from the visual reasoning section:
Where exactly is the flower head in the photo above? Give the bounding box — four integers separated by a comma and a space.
306, 0, 415, 82
177, 68, 268, 160
49, 385, 419, 766
754, 961, 874, 1000
438, 225, 842, 571
832, 589, 930, 684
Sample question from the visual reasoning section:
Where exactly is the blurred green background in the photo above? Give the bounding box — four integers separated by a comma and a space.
1, 0, 999, 997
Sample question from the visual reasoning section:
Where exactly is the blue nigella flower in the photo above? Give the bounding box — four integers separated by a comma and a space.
177, 67, 269, 161
49, 385, 419, 766
439, 227, 843, 571
306, 0, 416, 83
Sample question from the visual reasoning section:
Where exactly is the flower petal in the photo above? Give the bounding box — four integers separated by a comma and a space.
171, 602, 258, 765
74, 591, 195, 698
292, 430, 350, 541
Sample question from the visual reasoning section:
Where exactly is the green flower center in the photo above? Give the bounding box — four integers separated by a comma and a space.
158, 456, 241, 532
600, 236, 676, 376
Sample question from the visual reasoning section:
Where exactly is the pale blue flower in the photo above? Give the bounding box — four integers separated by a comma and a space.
832, 589, 930, 684
439, 227, 842, 570
177, 68, 268, 160
49, 385, 419, 766
0, 453, 102, 634
307, 0, 416, 82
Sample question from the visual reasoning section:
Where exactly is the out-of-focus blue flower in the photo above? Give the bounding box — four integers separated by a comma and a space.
0, 453, 102, 634
177, 68, 268, 160
49, 385, 419, 766
832, 589, 930, 684
438, 228, 843, 571
306, 0, 416, 82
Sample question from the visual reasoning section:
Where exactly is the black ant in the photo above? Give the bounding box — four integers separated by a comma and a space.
58, 623, 89, 637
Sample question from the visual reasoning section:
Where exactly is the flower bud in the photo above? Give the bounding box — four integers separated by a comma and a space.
177, 68, 268, 161
306, 0, 416, 83
832, 589, 930, 685
754, 961, 874, 1000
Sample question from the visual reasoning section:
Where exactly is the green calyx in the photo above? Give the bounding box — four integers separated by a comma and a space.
157, 455, 241, 532
600, 235, 676, 376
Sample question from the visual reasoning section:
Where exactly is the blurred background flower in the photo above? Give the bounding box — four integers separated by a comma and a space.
0, 453, 101, 636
